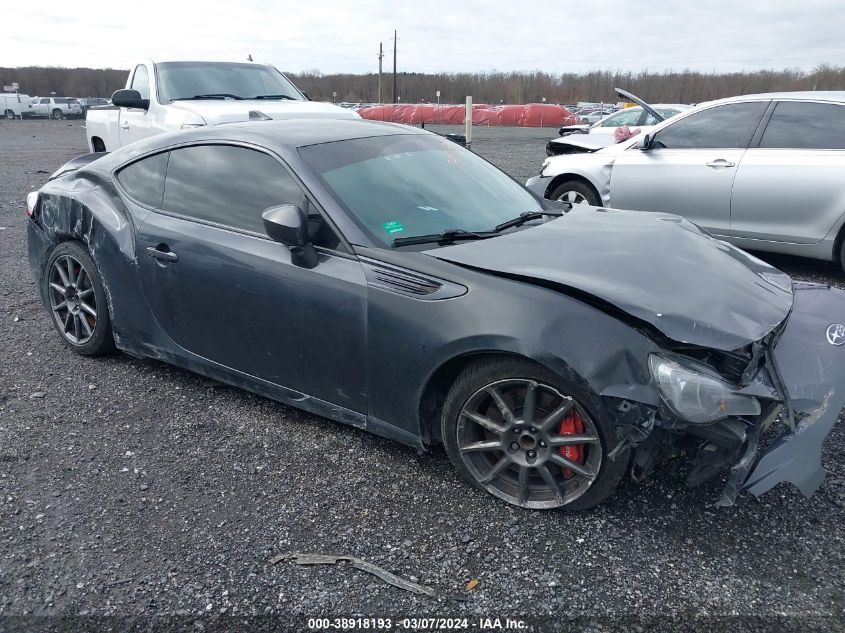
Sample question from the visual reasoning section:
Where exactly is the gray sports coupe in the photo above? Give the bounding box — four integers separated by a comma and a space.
26, 119, 845, 510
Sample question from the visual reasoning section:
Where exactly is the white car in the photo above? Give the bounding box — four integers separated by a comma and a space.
85, 59, 359, 152
548, 104, 691, 155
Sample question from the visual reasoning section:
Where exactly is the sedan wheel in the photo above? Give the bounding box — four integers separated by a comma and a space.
549, 180, 601, 206
45, 242, 114, 355
557, 190, 588, 205
442, 357, 628, 510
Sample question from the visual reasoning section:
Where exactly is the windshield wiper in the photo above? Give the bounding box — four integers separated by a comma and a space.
175, 94, 244, 100
251, 94, 298, 100
392, 229, 497, 248
493, 210, 563, 233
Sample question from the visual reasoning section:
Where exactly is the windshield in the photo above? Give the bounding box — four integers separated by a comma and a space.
299, 134, 545, 247
156, 62, 304, 102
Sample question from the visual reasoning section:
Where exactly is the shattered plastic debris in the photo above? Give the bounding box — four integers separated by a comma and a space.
270, 553, 436, 596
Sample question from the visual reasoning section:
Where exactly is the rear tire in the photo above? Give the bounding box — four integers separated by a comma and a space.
45, 242, 115, 356
5, 109, 14, 120
52, 109, 63, 120
549, 180, 601, 206
441, 356, 629, 511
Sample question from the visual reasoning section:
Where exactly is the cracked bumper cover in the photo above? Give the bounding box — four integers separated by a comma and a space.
742, 283, 845, 497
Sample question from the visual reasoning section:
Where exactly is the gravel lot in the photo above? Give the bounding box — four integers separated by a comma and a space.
1, 120, 843, 631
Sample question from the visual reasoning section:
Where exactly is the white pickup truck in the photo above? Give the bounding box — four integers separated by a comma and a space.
85, 59, 358, 152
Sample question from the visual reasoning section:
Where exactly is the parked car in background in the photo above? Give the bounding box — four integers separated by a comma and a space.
0, 93, 34, 119
547, 104, 691, 156
25, 119, 845, 510
79, 97, 110, 113
85, 58, 358, 152
575, 108, 615, 124
30, 97, 83, 119
528, 91, 845, 270
587, 104, 690, 137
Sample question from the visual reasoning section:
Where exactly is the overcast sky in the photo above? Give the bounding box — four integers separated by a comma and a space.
4, 0, 843, 74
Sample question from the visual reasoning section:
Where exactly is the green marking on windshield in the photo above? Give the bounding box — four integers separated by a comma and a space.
383, 220, 406, 234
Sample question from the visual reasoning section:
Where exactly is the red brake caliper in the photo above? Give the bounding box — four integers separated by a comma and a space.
558, 410, 586, 479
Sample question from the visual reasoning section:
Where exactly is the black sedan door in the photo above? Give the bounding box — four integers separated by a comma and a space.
133, 144, 368, 413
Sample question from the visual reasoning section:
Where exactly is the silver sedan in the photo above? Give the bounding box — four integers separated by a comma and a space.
526, 91, 845, 270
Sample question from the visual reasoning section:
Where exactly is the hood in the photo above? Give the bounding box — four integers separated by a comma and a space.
170, 99, 360, 125
615, 88, 665, 122
428, 206, 794, 351
549, 135, 616, 152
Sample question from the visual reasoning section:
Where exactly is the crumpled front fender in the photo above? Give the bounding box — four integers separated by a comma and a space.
743, 283, 845, 497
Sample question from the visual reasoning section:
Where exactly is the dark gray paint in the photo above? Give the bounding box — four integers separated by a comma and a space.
25, 119, 845, 505
429, 206, 794, 352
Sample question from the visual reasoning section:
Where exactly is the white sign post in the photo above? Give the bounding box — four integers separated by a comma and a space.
465, 96, 472, 150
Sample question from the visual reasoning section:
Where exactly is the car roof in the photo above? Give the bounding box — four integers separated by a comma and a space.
94, 118, 431, 172
705, 91, 845, 105
224, 118, 426, 147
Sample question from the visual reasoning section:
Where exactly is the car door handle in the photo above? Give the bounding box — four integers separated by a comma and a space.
706, 159, 736, 169
120, 121, 130, 129
146, 246, 178, 262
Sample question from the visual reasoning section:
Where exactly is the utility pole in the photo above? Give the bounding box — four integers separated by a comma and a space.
378, 42, 383, 104
392, 30, 397, 104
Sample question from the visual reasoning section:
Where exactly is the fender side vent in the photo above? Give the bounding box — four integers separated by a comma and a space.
372, 267, 441, 295
361, 259, 467, 300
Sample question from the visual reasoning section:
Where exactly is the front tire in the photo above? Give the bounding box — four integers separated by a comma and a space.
840, 239, 845, 274
45, 242, 114, 356
441, 356, 628, 510
549, 180, 601, 206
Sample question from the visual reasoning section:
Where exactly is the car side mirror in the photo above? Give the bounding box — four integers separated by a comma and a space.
636, 133, 651, 150
112, 89, 149, 110
262, 204, 319, 269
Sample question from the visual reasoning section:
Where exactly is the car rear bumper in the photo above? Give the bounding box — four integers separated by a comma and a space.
740, 283, 845, 498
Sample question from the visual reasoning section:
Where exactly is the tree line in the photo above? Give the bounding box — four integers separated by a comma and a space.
2, 64, 843, 104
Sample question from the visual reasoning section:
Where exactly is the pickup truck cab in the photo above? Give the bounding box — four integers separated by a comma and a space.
86, 59, 358, 152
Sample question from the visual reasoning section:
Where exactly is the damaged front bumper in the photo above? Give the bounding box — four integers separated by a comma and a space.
525, 174, 550, 199
735, 282, 845, 500
607, 281, 845, 505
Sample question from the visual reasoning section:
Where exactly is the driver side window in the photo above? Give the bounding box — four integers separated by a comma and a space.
162, 144, 341, 249
130, 65, 150, 100
651, 102, 765, 149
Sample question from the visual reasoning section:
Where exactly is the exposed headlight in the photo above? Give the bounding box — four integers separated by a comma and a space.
648, 354, 761, 424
